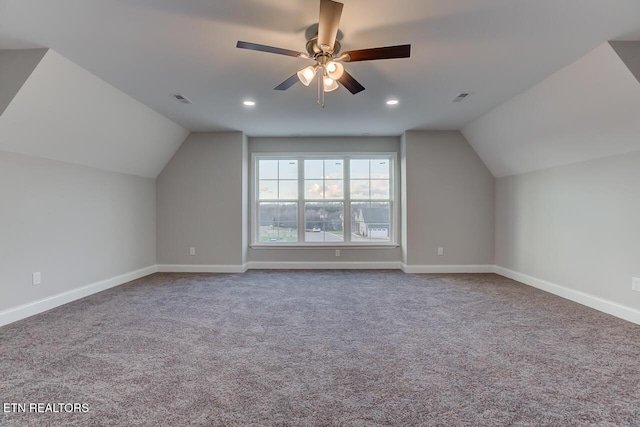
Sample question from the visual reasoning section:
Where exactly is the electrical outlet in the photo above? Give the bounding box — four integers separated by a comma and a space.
632, 277, 640, 292
335, 249, 340, 257
32, 272, 41, 286
189, 247, 196, 256
438, 247, 444, 256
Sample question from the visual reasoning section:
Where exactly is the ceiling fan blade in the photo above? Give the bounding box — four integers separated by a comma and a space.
338, 71, 365, 94
317, 0, 343, 52
274, 74, 300, 91
342, 44, 411, 62
236, 41, 307, 58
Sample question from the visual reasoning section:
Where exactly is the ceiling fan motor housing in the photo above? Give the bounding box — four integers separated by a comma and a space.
306, 36, 341, 58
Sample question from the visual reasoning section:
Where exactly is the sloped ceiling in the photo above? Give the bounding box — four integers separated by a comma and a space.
610, 41, 640, 84
462, 42, 640, 178
1, 0, 640, 136
0, 49, 47, 116
0, 49, 189, 178
1, 2, 639, 179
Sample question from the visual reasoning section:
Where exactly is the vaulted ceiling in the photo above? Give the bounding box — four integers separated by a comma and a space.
2, 0, 639, 136
1, 0, 640, 178
0, 49, 188, 178
463, 42, 640, 177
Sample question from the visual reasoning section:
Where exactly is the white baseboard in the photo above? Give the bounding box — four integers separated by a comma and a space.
247, 261, 403, 270
494, 265, 640, 326
0, 265, 158, 327
5, 262, 636, 328
156, 264, 249, 273
402, 264, 495, 274
157, 262, 495, 273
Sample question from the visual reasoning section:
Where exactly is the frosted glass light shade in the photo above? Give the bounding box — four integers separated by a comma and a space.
323, 77, 339, 92
297, 66, 317, 86
325, 61, 344, 80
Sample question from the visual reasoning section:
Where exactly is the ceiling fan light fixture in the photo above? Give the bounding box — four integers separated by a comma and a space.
236, 0, 411, 106
297, 65, 318, 86
323, 77, 339, 92
325, 61, 344, 80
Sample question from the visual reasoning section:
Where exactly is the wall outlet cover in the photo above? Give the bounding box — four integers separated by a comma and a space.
32, 272, 41, 286
632, 277, 640, 292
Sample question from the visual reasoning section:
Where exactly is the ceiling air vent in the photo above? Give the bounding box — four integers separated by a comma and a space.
173, 94, 192, 104
452, 92, 470, 103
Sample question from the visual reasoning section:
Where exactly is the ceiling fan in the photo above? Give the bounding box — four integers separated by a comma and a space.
236, 0, 411, 107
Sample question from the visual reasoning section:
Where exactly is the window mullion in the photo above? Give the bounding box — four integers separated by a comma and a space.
344, 157, 351, 243
297, 157, 304, 243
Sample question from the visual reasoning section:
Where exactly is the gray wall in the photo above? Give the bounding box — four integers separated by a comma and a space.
495, 150, 640, 309
248, 136, 402, 264
402, 131, 495, 266
241, 133, 249, 265
0, 150, 156, 312
156, 132, 495, 267
400, 132, 408, 266
156, 132, 246, 266
0, 49, 47, 116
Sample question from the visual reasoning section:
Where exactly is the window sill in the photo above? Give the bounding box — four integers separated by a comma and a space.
250, 244, 399, 250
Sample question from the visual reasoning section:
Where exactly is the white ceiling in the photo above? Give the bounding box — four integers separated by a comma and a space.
0, 50, 189, 178
1, 0, 640, 136
463, 42, 640, 178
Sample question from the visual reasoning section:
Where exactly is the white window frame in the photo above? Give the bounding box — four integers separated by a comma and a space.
251, 152, 399, 248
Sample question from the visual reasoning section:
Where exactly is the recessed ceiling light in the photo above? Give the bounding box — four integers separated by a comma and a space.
386, 99, 399, 106
243, 100, 256, 106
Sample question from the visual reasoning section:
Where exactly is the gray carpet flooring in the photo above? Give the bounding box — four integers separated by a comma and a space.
1, 271, 639, 426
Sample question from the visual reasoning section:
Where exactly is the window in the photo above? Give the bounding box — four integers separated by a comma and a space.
304, 159, 344, 242
253, 154, 396, 246
257, 160, 299, 243
349, 158, 391, 243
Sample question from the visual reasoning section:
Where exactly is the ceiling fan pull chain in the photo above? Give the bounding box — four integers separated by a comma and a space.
323, 66, 328, 108
317, 71, 325, 108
